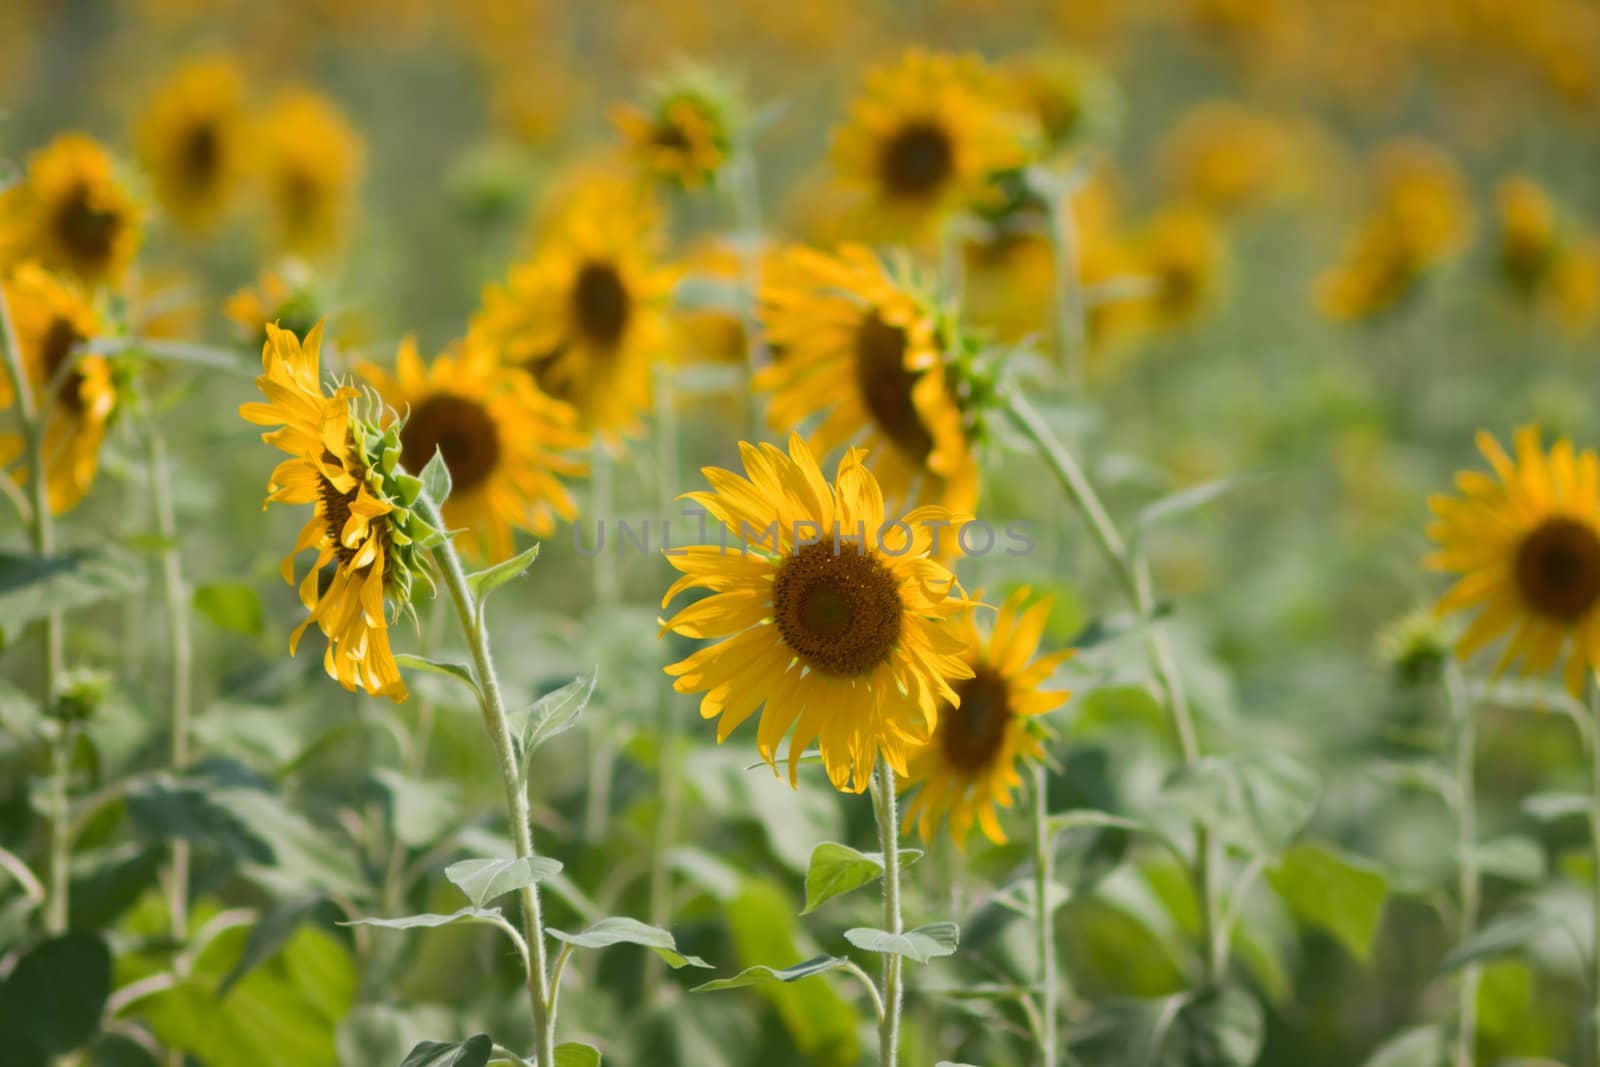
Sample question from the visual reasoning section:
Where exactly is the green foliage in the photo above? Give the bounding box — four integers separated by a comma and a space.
193, 581, 264, 635
843, 922, 960, 964
801, 842, 922, 914
1267, 842, 1389, 960
546, 917, 711, 969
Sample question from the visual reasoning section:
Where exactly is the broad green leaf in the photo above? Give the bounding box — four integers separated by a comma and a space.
209, 786, 367, 896
466, 544, 541, 604
1471, 836, 1545, 884
546, 917, 711, 969
1439, 905, 1554, 973
1056, 823, 1135, 897
394, 655, 478, 692
0, 548, 144, 644
802, 843, 923, 914
193, 582, 264, 636
517, 672, 597, 765
843, 922, 959, 964
444, 856, 563, 908
336, 1005, 459, 1067
373, 769, 463, 849
219, 896, 325, 995
399, 1035, 493, 1067
68, 844, 164, 932
1137, 475, 1259, 533
693, 955, 851, 992
1159, 753, 1319, 856
1072, 985, 1262, 1067
1355, 1025, 1445, 1067
1267, 842, 1388, 961
552, 1042, 601, 1067
1522, 791, 1589, 823
419, 447, 453, 507
1176, 985, 1264, 1067
0, 932, 112, 1056
345, 907, 510, 933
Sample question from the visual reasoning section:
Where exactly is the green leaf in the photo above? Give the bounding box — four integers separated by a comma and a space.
843, 922, 959, 964
1159, 753, 1320, 856
801, 843, 922, 915
1176, 986, 1264, 1067
1136, 475, 1260, 533
1439, 905, 1554, 973
1471, 836, 1546, 884
547, 917, 711, 969
399, 1035, 493, 1067
517, 672, 597, 763
193, 582, 264, 636
1522, 791, 1589, 823
219, 896, 325, 996
419, 447, 452, 507
552, 1042, 601, 1067
693, 955, 851, 992
345, 907, 511, 933
1267, 842, 1388, 961
373, 769, 463, 849
0, 932, 112, 1056
394, 654, 479, 692
1355, 1025, 1445, 1067
465, 544, 541, 605
445, 856, 563, 908
0, 548, 144, 644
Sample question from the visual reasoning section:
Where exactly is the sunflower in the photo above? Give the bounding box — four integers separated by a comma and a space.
832, 49, 1033, 238
359, 336, 587, 561
1496, 176, 1559, 296
136, 55, 248, 233
257, 88, 364, 256
1128, 207, 1226, 329
901, 588, 1073, 846
225, 262, 325, 348
470, 177, 674, 438
1427, 427, 1600, 698
757, 244, 978, 515
613, 68, 740, 190
0, 263, 117, 513
239, 323, 409, 702
0, 134, 142, 286
1158, 101, 1288, 217
661, 433, 976, 793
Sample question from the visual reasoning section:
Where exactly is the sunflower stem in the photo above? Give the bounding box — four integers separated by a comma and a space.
144, 416, 194, 957
1043, 183, 1088, 392
1589, 679, 1600, 1067
1005, 390, 1219, 982
1443, 661, 1479, 1067
1032, 762, 1059, 1066
872, 758, 904, 1067
0, 274, 67, 934
728, 145, 768, 440
585, 436, 619, 843
417, 493, 557, 1066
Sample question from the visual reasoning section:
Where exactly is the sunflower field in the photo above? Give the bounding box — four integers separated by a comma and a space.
3, 2, 1600, 1066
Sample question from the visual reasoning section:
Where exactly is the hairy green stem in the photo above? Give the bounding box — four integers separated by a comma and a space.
872, 759, 904, 1066
418, 493, 556, 1065
1033, 763, 1059, 1065
1444, 663, 1479, 1067
0, 278, 67, 933
1006, 391, 1219, 982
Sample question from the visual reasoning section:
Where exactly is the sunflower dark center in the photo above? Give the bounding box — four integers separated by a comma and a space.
854, 312, 934, 465
772, 541, 903, 676
401, 394, 501, 494
40, 316, 87, 413
572, 261, 630, 347
651, 120, 693, 152
55, 184, 118, 264
1514, 516, 1600, 621
940, 666, 1012, 773
181, 121, 221, 186
880, 120, 955, 198
280, 169, 321, 228
318, 463, 364, 568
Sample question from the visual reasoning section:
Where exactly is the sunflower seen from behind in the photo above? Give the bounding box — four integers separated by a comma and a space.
902, 588, 1072, 846
613, 66, 743, 191
257, 88, 364, 257
241, 323, 442, 703
758, 243, 979, 516
359, 336, 587, 562
471, 176, 673, 440
0, 134, 142, 286
832, 49, 1033, 239
136, 55, 249, 234
1428, 427, 1600, 697
0, 263, 118, 514
661, 433, 976, 793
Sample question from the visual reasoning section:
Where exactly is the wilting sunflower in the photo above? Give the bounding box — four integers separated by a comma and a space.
1428, 427, 1600, 697
135, 55, 248, 233
758, 244, 978, 515
832, 49, 1033, 238
359, 337, 586, 561
902, 588, 1073, 845
240, 323, 431, 703
257, 88, 364, 256
0, 134, 141, 286
661, 433, 976, 793
0, 263, 117, 513
613, 67, 741, 190
470, 177, 674, 438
